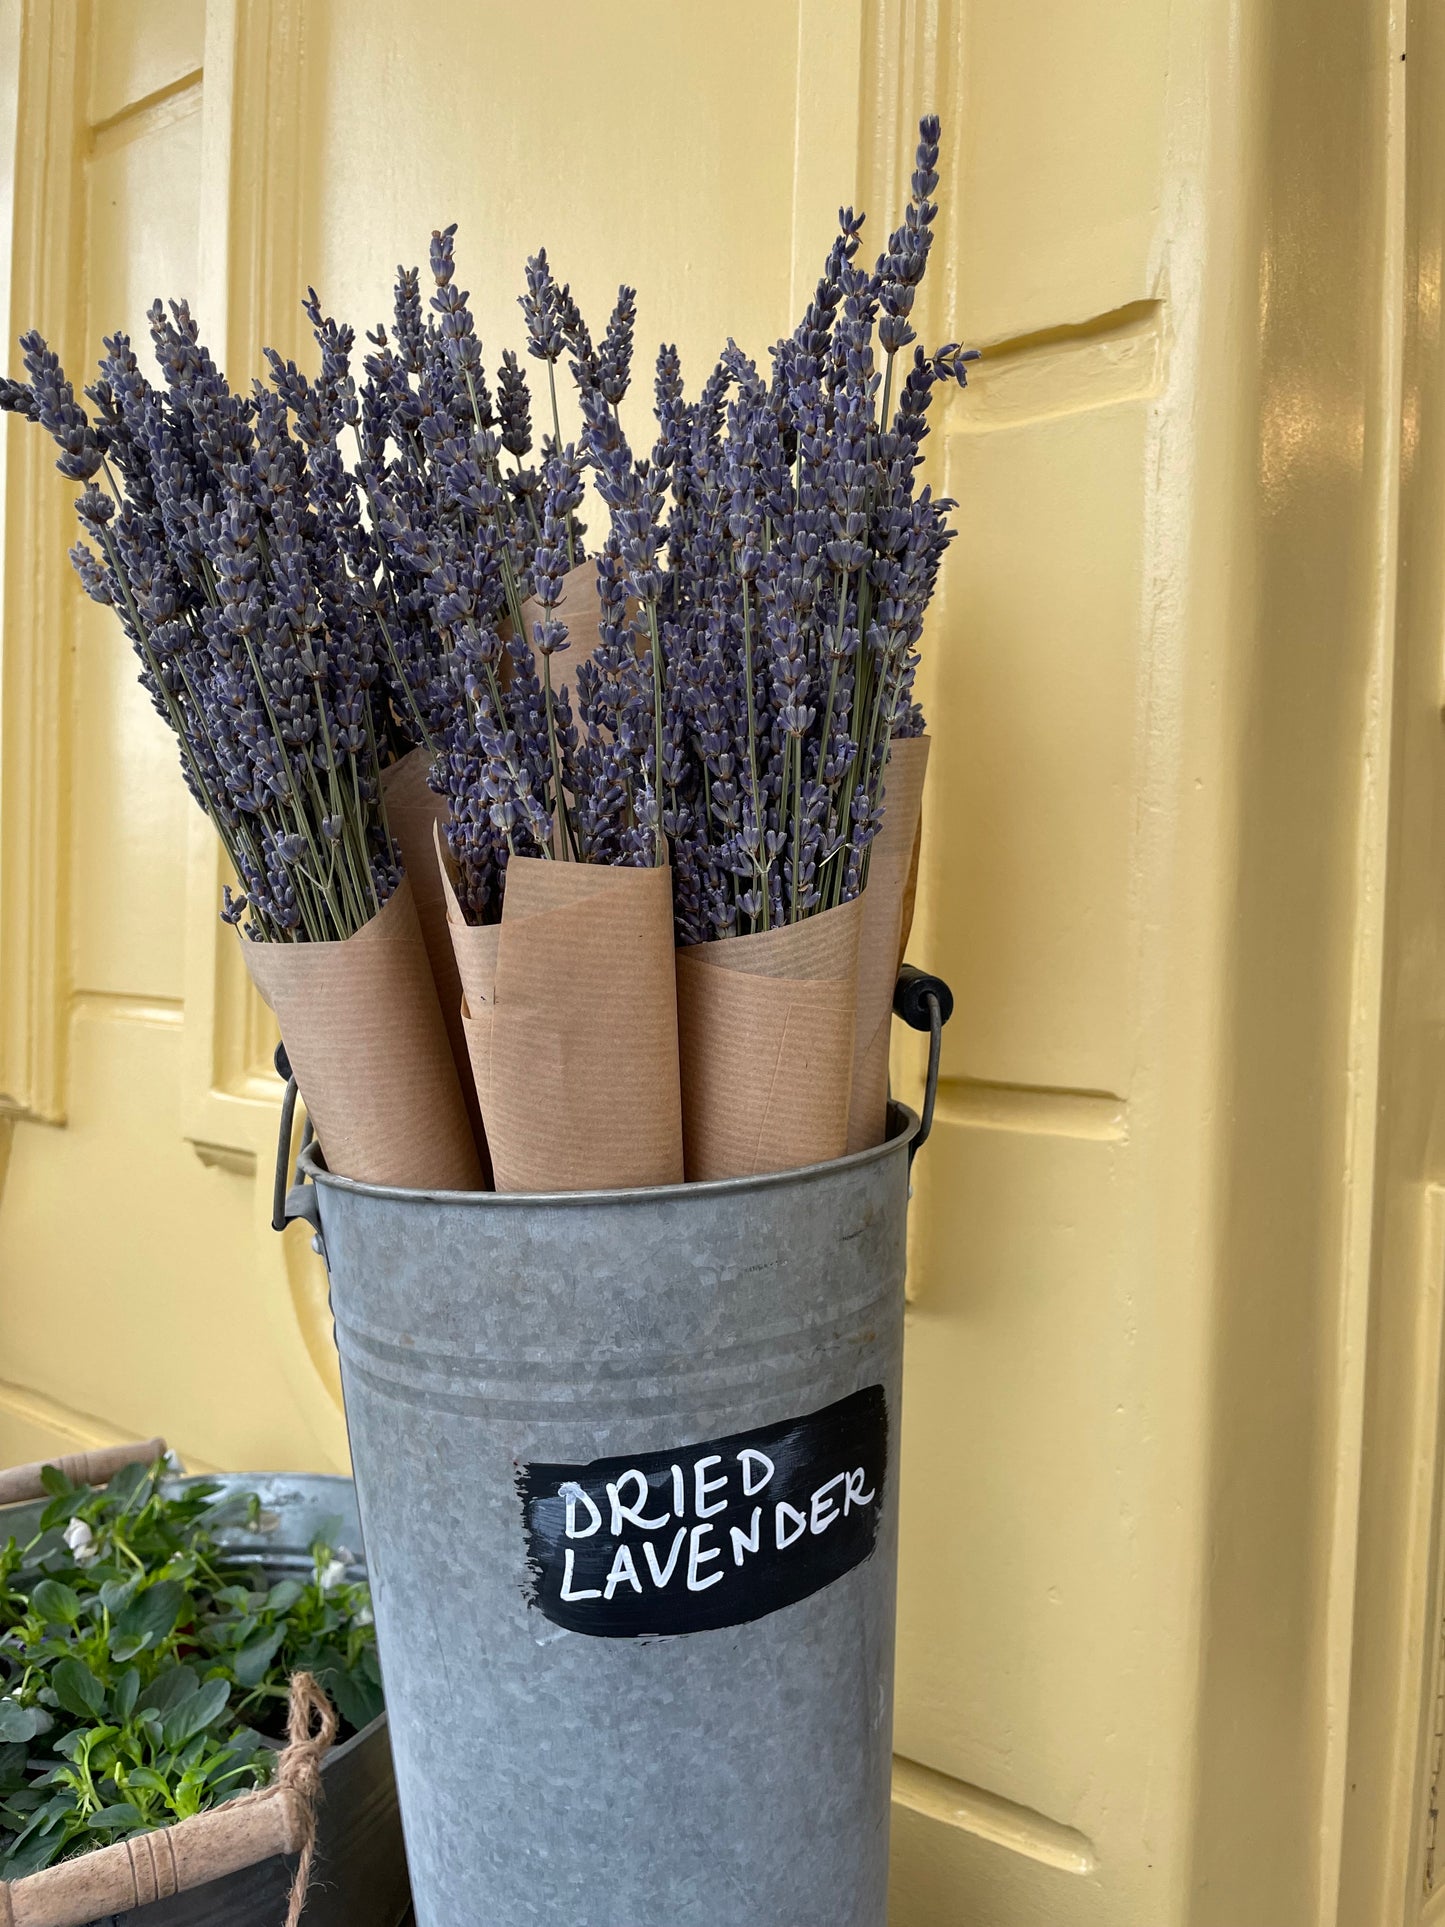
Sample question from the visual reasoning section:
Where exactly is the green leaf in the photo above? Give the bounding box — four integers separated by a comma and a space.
98, 1576, 140, 1616
124, 1765, 172, 1795
111, 1578, 185, 1659
266, 1579, 305, 1613
162, 1677, 229, 1749
30, 1579, 80, 1625
221, 1611, 262, 1647
137, 1665, 197, 1718
316, 1663, 382, 1734
51, 1659, 106, 1720
10, 1789, 75, 1850
0, 1699, 50, 1743
310, 1522, 344, 1561
218, 1726, 266, 1770
103, 1461, 151, 1509
1, 1822, 67, 1879
232, 1624, 286, 1688
37, 1494, 83, 1535
203, 1738, 267, 1799
200, 1492, 254, 1533
87, 1802, 144, 1831
110, 1667, 140, 1722
38, 1465, 72, 1500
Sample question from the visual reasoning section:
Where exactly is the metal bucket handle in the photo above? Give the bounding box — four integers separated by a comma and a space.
272, 967, 954, 1237
271, 1040, 318, 1236
893, 964, 953, 1163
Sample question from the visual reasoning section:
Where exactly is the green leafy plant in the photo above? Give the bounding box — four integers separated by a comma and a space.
0, 1457, 381, 1878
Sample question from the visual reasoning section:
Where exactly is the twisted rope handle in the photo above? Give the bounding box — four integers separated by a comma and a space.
276, 1672, 338, 1927
223, 1671, 337, 1927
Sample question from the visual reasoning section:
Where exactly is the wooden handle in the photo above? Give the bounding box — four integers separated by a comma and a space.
0, 1438, 167, 1508
0, 1785, 303, 1927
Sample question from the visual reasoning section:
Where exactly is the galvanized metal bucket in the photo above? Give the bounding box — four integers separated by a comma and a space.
0, 1474, 411, 1927
278, 969, 951, 1927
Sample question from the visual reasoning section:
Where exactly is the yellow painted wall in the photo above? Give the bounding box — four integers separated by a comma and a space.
0, 3, 1440, 1924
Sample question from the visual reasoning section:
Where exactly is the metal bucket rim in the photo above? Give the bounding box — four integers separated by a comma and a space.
0, 1469, 359, 1533
299, 1099, 920, 1209
0, 1470, 389, 1763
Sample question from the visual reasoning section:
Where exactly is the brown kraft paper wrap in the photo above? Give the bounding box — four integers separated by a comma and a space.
439, 843, 683, 1192
242, 876, 484, 1192
381, 747, 488, 1166
0, 1674, 336, 1927
847, 734, 931, 1153
676, 894, 864, 1182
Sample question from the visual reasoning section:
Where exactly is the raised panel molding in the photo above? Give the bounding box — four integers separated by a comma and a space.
180, 0, 304, 1161
0, 0, 87, 1123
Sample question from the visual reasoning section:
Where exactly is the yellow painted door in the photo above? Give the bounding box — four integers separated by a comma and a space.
0, 0, 346, 1473
0, 5, 1428, 1926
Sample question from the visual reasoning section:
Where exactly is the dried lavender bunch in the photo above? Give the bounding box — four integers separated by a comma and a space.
2, 308, 403, 942
358, 231, 674, 918
624, 112, 975, 943
432, 441, 654, 912
349, 230, 595, 908
350, 230, 545, 759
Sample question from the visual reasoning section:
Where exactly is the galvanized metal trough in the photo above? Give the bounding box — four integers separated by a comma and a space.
277, 967, 951, 1927
0, 1474, 411, 1927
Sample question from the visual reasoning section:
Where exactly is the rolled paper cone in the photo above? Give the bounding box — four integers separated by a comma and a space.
242, 878, 484, 1191
676, 895, 864, 1182
847, 735, 931, 1153
0, 1438, 166, 1507
440, 848, 683, 1193
517, 558, 605, 688
435, 820, 500, 1118
900, 789, 924, 964
381, 748, 489, 1172
2, 1783, 302, 1927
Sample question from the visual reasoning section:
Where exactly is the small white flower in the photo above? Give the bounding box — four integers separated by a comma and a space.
355, 1606, 374, 1628
63, 1518, 98, 1566
318, 1557, 347, 1594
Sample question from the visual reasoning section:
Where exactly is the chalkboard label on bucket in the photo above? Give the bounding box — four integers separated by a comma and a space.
517, 1386, 888, 1638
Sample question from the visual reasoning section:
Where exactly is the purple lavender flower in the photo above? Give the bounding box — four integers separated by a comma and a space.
18, 331, 104, 479
596, 286, 637, 408
4, 296, 412, 941
648, 114, 969, 938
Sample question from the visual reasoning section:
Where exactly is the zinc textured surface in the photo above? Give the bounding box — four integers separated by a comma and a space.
311, 1126, 909, 1927
0, 4, 1438, 1926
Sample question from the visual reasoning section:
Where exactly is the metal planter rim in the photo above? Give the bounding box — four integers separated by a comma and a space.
299, 1099, 920, 1209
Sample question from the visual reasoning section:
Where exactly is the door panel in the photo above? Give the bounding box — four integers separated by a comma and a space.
72, 91, 201, 1001
0, 0, 344, 1476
